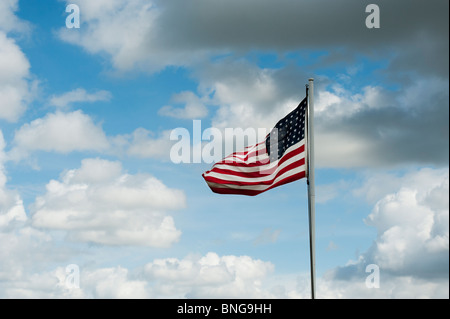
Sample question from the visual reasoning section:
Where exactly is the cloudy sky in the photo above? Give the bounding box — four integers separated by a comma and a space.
0, 0, 448, 298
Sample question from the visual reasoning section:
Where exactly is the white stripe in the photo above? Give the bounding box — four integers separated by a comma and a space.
210, 140, 305, 173
223, 153, 269, 165
209, 150, 304, 179
205, 151, 305, 183
206, 165, 306, 191
225, 141, 267, 161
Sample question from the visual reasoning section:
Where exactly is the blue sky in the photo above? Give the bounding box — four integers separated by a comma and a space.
0, 0, 448, 298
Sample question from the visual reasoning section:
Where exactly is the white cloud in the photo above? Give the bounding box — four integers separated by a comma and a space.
203, 62, 300, 132
0, 33, 29, 83
124, 128, 174, 160
1, 149, 54, 296
324, 167, 449, 298
354, 168, 449, 205
79, 266, 149, 298
1, 131, 55, 295
0, 251, 277, 298
315, 84, 391, 120
365, 171, 449, 276
57, 0, 181, 72
0, 31, 34, 122
9, 110, 109, 160
0, 1, 34, 122
0, 227, 53, 290
0, 194, 26, 230
49, 88, 112, 108
159, 91, 208, 119
143, 252, 275, 298
167, 61, 307, 159
0, 0, 29, 33
31, 158, 185, 247
0, 130, 26, 231
7, 111, 181, 162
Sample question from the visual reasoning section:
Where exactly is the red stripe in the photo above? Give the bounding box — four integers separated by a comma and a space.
225, 149, 266, 163
221, 148, 268, 165
208, 156, 305, 179
210, 144, 304, 169
225, 140, 266, 156
203, 159, 304, 186
232, 140, 266, 156
207, 171, 306, 196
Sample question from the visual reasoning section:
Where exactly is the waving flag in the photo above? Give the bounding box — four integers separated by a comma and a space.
202, 97, 308, 196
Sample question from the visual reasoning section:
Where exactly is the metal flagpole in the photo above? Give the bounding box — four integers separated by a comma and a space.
306, 78, 316, 299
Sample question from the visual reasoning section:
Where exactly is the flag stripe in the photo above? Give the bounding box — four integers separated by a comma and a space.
204, 159, 305, 187
204, 144, 305, 182
205, 169, 306, 196
210, 141, 304, 173
219, 145, 268, 164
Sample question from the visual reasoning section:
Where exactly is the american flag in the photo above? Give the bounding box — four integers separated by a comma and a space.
202, 97, 308, 196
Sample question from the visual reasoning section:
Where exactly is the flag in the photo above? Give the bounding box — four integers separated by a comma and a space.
202, 97, 308, 196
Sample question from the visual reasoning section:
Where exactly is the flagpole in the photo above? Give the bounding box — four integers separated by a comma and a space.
306, 78, 316, 299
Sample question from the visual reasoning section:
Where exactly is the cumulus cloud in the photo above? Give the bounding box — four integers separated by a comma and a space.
7, 111, 185, 162
8, 110, 110, 160
0, 130, 26, 231
0, 251, 278, 298
123, 128, 175, 160
30, 158, 185, 247
365, 173, 449, 278
77, 266, 149, 299
49, 88, 112, 109
173, 60, 309, 146
57, 0, 175, 72
0, 0, 29, 33
108, 128, 181, 160
0, 189, 26, 231
323, 168, 449, 298
159, 91, 208, 119
1, 131, 57, 293
0, 227, 54, 294
0, 32, 34, 122
0, 1, 35, 122
143, 252, 275, 298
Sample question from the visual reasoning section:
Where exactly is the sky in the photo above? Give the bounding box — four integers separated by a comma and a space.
0, 0, 448, 298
